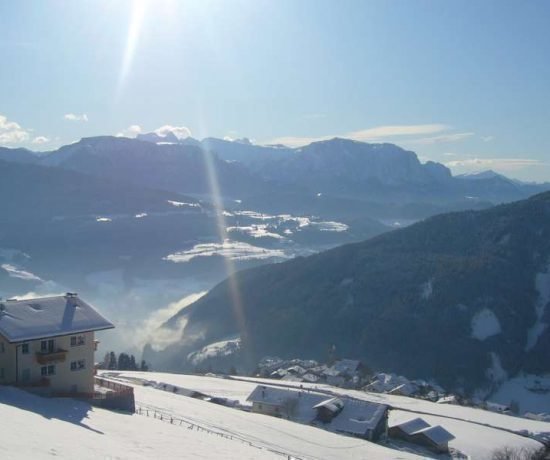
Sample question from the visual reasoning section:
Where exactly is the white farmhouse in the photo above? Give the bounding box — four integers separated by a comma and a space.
0, 293, 114, 395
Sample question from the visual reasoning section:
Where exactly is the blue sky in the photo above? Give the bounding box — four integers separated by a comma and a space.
1, 0, 549, 180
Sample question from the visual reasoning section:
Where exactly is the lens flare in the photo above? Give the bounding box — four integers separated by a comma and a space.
201, 145, 250, 351
117, 0, 148, 98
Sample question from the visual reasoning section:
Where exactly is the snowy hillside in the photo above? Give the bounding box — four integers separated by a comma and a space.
1, 368, 547, 459
0, 385, 277, 460
103, 371, 550, 460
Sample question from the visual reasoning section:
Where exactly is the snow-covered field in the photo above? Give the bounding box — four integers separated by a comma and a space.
107, 374, 423, 460
2, 369, 547, 459
0, 385, 277, 460
105, 371, 550, 460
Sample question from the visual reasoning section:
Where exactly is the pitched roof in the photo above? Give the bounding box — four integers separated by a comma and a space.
330, 399, 388, 435
412, 425, 456, 445
312, 397, 345, 413
247, 385, 322, 406
332, 359, 361, 374
0, 294, 114, 342
392, 417, 431, 435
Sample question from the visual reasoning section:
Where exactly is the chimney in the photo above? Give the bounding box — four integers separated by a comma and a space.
65, 292, 79, 307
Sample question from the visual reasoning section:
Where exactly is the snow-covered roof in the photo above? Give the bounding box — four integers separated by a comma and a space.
246, 385, 326, 423
332, 359, 361, 374
247, 385, 301, 406
389, 383, 418, 396
0, 294, 114, 342
413, 425, 456, 445
392, 418, 431, 435
330, 399, 388, 435
247, 385, 388, 435
313, 397, 344, 413
302, 373, 320, 383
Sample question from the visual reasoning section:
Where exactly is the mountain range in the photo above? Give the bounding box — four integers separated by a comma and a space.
3, 135, 548, 217
1, 134, 549, 374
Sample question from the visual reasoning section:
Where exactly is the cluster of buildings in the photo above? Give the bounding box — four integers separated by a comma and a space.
365, 372, 447, 401
246, 384, 455, 453
257, 357, 369, 388
257, 357, 451, 401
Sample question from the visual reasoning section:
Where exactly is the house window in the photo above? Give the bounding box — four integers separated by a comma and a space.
21, 343, 29, 354
70, 335, 85, 347
0, 342, 5, 353
70, 359, 85, 371
41, 365, 55, 376
40, 339, 55, 353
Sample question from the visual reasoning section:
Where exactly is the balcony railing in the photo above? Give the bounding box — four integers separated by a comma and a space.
35, 349, 68, 365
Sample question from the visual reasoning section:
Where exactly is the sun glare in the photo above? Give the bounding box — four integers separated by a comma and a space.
117, 0, 148, 99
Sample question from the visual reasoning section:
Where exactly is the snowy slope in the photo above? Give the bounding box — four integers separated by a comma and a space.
107, 371, 549, 459
0, 386, 277, 460
102, 371, 424, 459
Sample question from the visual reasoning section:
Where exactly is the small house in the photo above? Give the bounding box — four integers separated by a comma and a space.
0, 294, 114, 395
247, 385, 301, 418
329, 398, 388, 441
247, 385, 388, 441
313, 397, 344, 422
389, 417, 455, 453
409, 425, 456, 453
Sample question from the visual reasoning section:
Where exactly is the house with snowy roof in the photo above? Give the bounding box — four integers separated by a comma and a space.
0, 293, 114, 395
247, 385, 388, 441
389, 417, 455, 453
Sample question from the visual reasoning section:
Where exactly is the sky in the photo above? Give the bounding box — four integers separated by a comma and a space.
1, 0, 549, 181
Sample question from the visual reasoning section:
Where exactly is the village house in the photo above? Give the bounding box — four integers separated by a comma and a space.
247, 384, 388, 441
0, 293, 114, 395
389, 417, 455, 453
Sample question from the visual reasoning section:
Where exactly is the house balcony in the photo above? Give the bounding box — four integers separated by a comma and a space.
35, 349, 68, 365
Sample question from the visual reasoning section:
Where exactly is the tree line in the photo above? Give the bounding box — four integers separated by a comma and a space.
100, 351, 149, 371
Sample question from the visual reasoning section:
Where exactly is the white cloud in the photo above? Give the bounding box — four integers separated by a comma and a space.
446, 157, 544, 172
154, 124, 192, 139
265, 123, 452, 147
64, 113, 88, 122
481, 135, 494, 142
347, 123, 449, 141
405, 132, 474, 145
116, 124, 142, 138
265, 134, 332, 147
0, 114, 30, 144
31, 136, 50, 144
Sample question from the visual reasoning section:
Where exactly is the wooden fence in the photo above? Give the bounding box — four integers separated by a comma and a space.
135, 404, 306, 460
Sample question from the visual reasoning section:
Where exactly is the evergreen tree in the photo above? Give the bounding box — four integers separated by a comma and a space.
107, 351, 117, 370
118, 353, 131, 370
